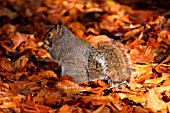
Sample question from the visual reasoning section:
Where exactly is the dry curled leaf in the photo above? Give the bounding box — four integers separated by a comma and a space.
58, 104, 73, 113
40, 70, 58, 79
10, 32, 29, 51
130, 46, 155, 63
93, 104, 111, 113
146, 86, 170, 112
1, 24, 16, 35
124, 27, 143, 38
55, 79, 85, 94
144, 73, 169, 84
12, 55, 28, 71
132, 64, 153, 83
20, 103, 52, 113
0, 0, 169, 112
0, 58, 14, 72
87, 35, 112, 46
37, 48, 52, 59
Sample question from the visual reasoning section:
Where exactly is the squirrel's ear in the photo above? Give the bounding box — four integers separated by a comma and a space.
54, 24, 64, 37
55, 22, 65, 27
54, 22, 66, 32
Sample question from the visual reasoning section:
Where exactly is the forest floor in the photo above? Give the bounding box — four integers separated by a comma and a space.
0, 0, 170, 113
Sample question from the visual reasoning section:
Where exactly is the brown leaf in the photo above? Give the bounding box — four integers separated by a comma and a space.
87, 35, 112, 46
20, 103, 52, 113
0, 7, 17, 19
29, 70, 58, 84
147, 37, 160, 49
9, 83, 19, 95
40, 70, 58, 79
74, 29, 84, 38
13, 72, 29, 81
157, 30, 170, 43
44, 91, 61, 105
146, 86, 170, 112
12, 55, 28, 71
10, 32, 29, 51
130, 46, 155, 63
124, 27, 143, 38
25, 35, 38, 48
0, 102, 16, 109
129, 10, 158, 24
36, 7, 48, 13
33, 89, 61, 105
1, 24, 16, 35
83, 95, 113, 106
144, 73, 169, 84
0, 58, 14, 72
68, 22, 85, 33
163, 73, 170, 86
86, 27, 99, 35
28, 74, 43, 82
37, 49, 52, 59
132, 64, 153, 83
133, 106, 149, 113
13, 81, 38, 92
0, 95, 21, 109
93, 104, 111, 113
58, 104, 73, 113
55, 79, 85, 94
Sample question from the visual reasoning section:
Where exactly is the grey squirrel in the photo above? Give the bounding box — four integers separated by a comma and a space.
43, 24, 132, 86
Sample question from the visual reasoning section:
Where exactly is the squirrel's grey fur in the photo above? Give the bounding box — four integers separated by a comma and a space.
43, 24, 132, 86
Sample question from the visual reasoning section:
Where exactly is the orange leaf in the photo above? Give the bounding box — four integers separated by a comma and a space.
10, 32, 29, 51
20, 103, 52, 113
58, 104, 73, 113
55, 79, 85, 94
0, 102, 16, 109
87, 35, 112, 46
13, 55, 28, 71
130, 46, 155, 63
146, 86, 170, 112
37, 49, 52, 59
0, 58, 14, 72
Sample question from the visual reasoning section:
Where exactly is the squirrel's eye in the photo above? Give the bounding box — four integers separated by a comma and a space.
47, 32, 53, 39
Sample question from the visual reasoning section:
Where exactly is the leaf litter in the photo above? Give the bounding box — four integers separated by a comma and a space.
0, 0, 169, 112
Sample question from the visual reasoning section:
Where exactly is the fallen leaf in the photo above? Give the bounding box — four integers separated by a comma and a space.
144, 73, 169, 84
124, 27, 143, 38
55, 80, 85, 94
0, 58, 14, 72
132, 64, 153, 83
58, 104, 73, 113
12, 55, 28, 71
93, 104, 111, 113
0, 7, 17, 19
10, 32, 29, 51
130, 46, 155, 63
83, 95, 113, 106
133, 106, 149, 113
20, 103, 52, 113
37, 49, 52, 59
1, 24, 16, 35
0, 102, 16, 109
40, 70, 58, 79
87, 35, 112, 46
44, 91, 61, 105
146, 86, 170, 112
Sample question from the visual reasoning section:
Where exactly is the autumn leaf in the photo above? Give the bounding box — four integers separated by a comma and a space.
10, 32, 29, 51
0, 0, 170, 112
146, 86, 170, 112
55, 79, 86, 94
